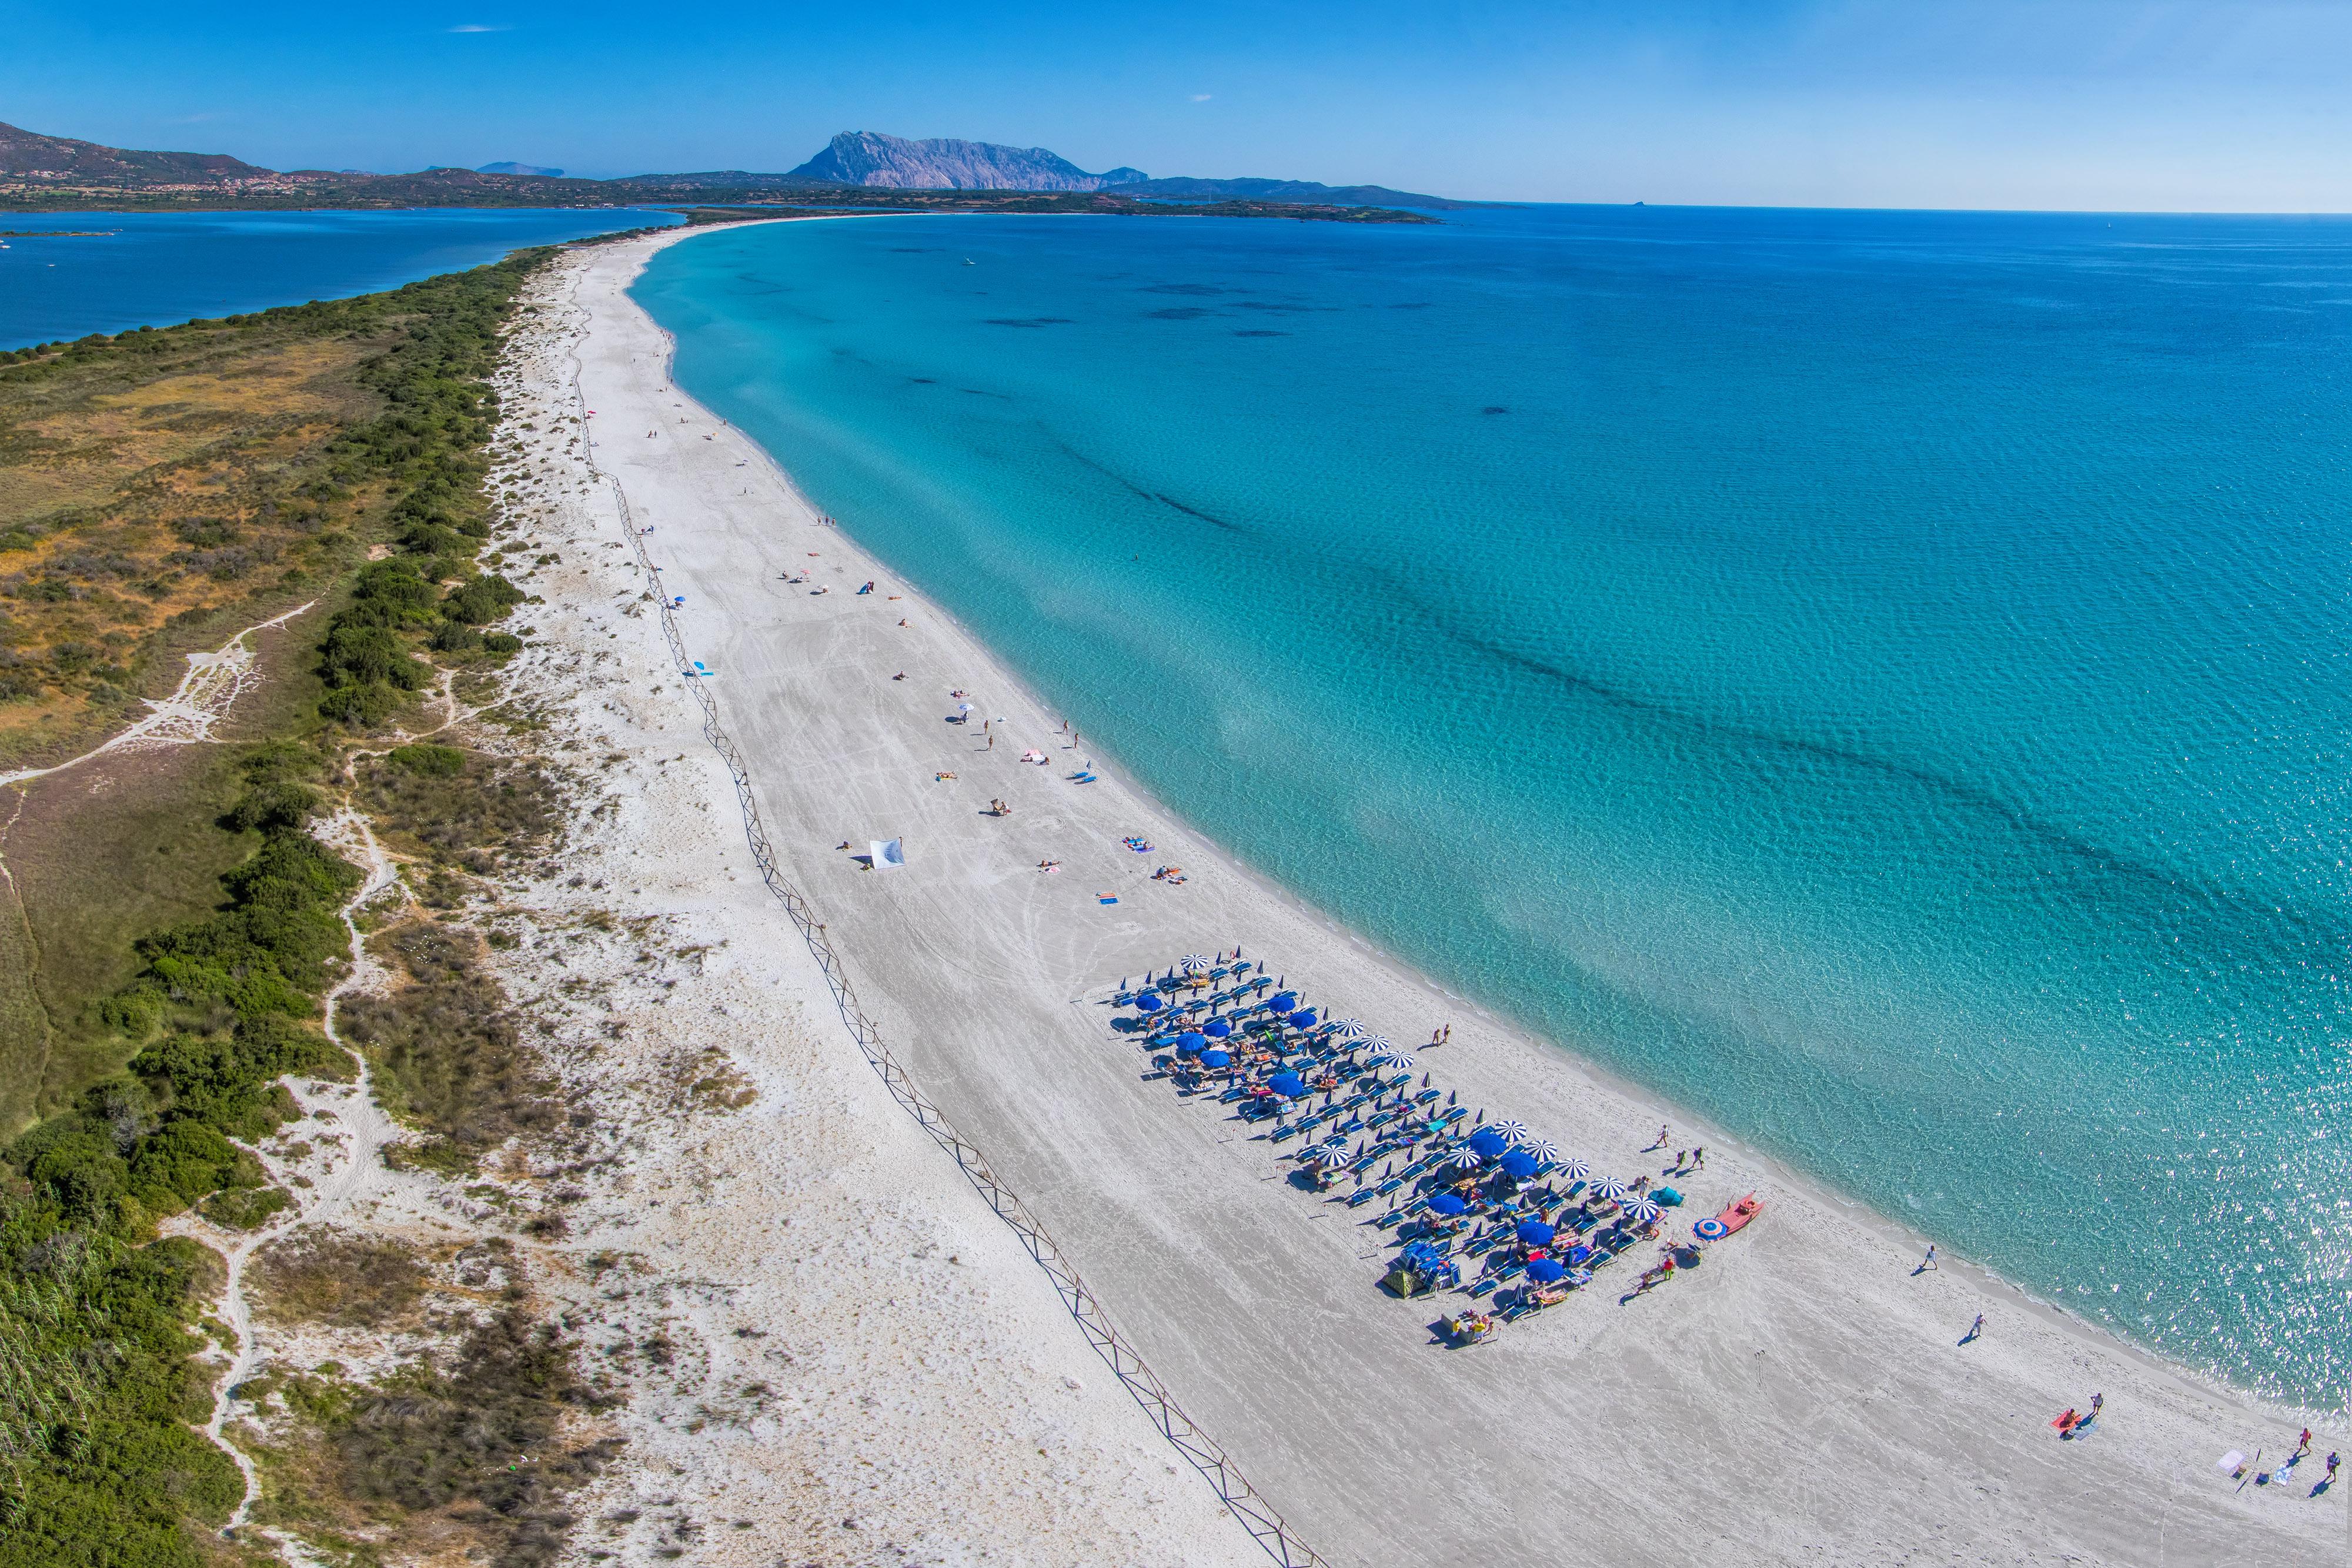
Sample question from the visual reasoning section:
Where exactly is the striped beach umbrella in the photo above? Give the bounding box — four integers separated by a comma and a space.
1315, 1146, 1351, 1169
1554, 1156, 1589, 1182
1494, 1119, 1530, 1145
1334, 1018, 1368, 1040
1528, 1140, 1562, 1165
1590, 1176, 1632, 1202
1622, 1198, 1663, 1225
1449, 1147, 1484, 1169
1180, 954, 1211, 973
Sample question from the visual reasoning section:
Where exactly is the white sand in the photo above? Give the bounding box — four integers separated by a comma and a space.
525, 227, 2343, 1567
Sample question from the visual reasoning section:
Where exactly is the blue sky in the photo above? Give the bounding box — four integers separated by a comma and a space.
6, 1, 2351, 209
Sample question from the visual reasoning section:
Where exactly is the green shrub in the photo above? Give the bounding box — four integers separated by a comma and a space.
389, 743, 465, 775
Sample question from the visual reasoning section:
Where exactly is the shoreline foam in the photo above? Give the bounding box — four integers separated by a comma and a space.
560, 223, 2343, 1566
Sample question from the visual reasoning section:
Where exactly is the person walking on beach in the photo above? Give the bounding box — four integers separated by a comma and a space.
2297, 1426, 2312, 1457
1693, 1146, 1706, 1169
1918, 1244, 1938, 1272
1966, 1313, 1984, 1341
1649, 1124, 1670, 1151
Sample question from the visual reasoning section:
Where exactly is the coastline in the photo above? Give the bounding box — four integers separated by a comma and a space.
559, 223, 2342, 1566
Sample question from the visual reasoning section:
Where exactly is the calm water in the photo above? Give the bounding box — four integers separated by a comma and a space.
637, 208, 2352, 1408
0, 208, 679, 349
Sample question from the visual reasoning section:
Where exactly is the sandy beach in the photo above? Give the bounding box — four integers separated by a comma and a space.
530, 226, 2342, 1567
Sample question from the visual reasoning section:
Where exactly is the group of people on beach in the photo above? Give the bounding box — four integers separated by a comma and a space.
1115, 952, 1736, 1348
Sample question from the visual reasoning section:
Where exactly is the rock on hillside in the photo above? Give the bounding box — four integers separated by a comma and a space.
787, 131, 1145, 192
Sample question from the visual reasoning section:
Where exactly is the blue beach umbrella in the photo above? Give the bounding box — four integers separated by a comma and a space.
1466, 1128, 1509, 1161
1199, 1048, 1231, 1068
1516, 1220, 1556, 1246
1428, 1192, 1469, 1216
1268, 1072, 1307, 1099
1525, 1258, 1567, 1285
1287, 1009, 1319, 1030
1175, 1032, 1208, 1054
1202, 1017, 1232, 1038
1134, 993, 1164, 1014
1499, 1149, 1539, 1181
1267, 992, 1298, 1014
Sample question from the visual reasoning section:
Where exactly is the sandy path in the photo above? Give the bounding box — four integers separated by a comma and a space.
560, 230, 2342, 1568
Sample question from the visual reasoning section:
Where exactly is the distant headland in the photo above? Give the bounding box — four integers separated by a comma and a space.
0, 120, 1464, 220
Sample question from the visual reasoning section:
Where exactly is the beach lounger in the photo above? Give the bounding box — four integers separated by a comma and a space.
1346, 1188, 1377, 1208
1374, 1176, 1405, 1197
1468, 1278, 1499, 1299
1414, 1088, 1441, 1105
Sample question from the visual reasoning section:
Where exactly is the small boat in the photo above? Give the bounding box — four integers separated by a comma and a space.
961, 258, 975, 266
1713, 1192, 1763, 1236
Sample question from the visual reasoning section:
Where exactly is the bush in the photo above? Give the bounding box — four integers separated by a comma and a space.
389, 743, 465, 775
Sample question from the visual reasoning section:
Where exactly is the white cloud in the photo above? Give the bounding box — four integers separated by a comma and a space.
447, 23, 509, 32
1191, 93, 1213, 102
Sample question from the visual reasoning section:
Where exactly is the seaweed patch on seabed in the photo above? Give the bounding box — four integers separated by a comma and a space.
1148, 307, 1218, 320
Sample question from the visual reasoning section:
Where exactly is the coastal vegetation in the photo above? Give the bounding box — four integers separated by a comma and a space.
0, 245, 605, 1565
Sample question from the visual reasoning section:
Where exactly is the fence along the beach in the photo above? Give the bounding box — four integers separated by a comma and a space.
568, 297, 1329, 1568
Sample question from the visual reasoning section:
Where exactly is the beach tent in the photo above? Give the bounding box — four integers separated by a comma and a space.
1525, 1258, 1568, 1285
869, 838, 906, 871
1516, 1220, 1556, 1246
1428, 1192, 1469, 1216
1200, 1048, 1231, 1068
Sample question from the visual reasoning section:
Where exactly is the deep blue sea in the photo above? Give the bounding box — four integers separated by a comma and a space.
635, 206, 2352, 1409
0, 208, 679, 349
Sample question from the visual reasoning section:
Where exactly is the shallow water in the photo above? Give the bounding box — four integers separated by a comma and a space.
637, 206, 2352, 1407
0, 207, 678, 348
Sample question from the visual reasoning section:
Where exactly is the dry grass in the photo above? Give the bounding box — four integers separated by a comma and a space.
250, 1228, 430, 1329
339, 919, 563, 1173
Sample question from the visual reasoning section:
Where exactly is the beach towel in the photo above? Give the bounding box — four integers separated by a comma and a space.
2217, 1450, 2247, 1475
869, 838, 906, 870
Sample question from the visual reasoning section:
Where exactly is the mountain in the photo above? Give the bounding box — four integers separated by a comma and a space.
786, 132, 1145, 192
476, 161, 564, 177
1103, 175, 1472, 210
0, 119, 270, 185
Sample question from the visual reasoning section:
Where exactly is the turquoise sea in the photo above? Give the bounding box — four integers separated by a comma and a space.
635, 207, 2352, 1409
0, 208, 678, 350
